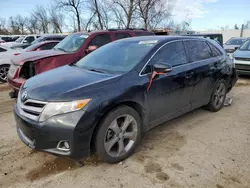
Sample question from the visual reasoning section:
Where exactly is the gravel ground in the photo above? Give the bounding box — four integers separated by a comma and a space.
0, 79, 250, 188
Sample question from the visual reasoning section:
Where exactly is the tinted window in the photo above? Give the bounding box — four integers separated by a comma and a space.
25, 36, 35, 43
150, 41, 187, 67
135, 32, 154, 36
39, 43, 58, 50
115, 33, 131, 40
207, 42, 223, 56
0, 47, 7, 52
185, 40, 213, 61
89, 34, 112, 48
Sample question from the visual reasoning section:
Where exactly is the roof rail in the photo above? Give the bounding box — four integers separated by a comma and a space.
108, 28, 148, 31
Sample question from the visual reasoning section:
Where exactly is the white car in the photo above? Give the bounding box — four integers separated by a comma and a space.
2, 35, 40, 48
0, 45, 21, 82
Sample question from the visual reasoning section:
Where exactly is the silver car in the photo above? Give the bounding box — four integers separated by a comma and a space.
224, 37, 247, 58
233, 40, 250, 75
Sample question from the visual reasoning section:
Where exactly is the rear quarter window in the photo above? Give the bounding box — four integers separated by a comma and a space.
207, 42, 223, 57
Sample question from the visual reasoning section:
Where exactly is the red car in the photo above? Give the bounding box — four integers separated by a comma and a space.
7, 29, 154, 97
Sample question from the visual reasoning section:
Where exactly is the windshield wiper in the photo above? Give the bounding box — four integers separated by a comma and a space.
54, 47, 67, 52
88, 69, 106, 74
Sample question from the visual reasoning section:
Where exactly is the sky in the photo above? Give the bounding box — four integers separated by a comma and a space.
0, 0, 249, 31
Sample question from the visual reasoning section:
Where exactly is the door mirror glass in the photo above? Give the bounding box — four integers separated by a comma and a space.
153, 63, 172, 73
86, 45, 98, 54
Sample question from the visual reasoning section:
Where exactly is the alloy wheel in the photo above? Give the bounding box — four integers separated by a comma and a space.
0, 66, 9, 81
213, 82, 226, 109
104, 114, 138, 158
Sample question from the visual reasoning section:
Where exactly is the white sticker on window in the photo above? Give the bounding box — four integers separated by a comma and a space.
139, 40, 158, 44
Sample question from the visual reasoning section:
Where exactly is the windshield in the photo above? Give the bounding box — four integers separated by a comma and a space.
54, 33, 88, 52
75, 40, 157, 74
239, 40, 250, 51
24, 43, 41, 51
15, 36, 24, 43
31, 37, 44, 45
225, 38, 246, 45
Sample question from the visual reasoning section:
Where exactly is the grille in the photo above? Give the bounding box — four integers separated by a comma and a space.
235, 57, 250, 61
225, 49, 235, 53
17, 96, 47, 121
235, 64, 250, 71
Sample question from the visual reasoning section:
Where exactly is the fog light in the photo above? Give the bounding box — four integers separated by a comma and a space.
57, 141, 70, 151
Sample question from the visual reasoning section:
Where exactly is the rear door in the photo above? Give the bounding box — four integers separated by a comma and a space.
143, 41, 194, 126
184, 40, 219, 109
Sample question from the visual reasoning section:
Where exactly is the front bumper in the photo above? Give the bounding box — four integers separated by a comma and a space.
14, 105, 96, 160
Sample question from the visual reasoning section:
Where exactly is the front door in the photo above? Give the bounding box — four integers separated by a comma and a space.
142, 41, 194, 128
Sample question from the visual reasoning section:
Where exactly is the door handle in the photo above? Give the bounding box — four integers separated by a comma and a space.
185, 71, 194, 78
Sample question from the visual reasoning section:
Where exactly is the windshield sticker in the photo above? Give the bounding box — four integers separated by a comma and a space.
139, 40, 158, 45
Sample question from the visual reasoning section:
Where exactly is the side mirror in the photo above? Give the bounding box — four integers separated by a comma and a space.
23, 40, 28, 43
235, 47, 239, 50
85, 45, 98, 54
153, 63, 172, 73
36, 48, 41, 51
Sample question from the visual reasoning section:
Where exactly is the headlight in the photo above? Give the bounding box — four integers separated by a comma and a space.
39, 99, 91, 122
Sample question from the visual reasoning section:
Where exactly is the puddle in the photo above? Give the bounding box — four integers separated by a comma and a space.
26, 158, 78, 181
26, 155, 102, 181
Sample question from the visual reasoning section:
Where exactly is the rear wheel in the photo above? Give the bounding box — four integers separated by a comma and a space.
206, 79, 227, 112
95, 106, 142, 163
0, 65, 10, 82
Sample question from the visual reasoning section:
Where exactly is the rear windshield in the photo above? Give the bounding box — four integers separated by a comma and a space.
225, 38, 246, 45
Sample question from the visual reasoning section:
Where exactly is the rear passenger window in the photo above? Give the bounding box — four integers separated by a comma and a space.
115, 33, 131, 40
185, 40, 213, 61
151, 41, 187, 67
88, 34, 112, 48
207, 42, 223, 57
39, 43, 57, 50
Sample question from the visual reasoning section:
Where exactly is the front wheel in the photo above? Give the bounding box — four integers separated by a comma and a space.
206, 79, 227, 112
0, 65, 10, 82
95, 106, 142, 163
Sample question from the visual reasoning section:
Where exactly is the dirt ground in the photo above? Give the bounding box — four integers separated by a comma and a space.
0, 79, 250, 188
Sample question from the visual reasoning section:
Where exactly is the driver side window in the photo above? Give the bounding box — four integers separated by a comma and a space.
141, 41, 187, 74
88, 34, 112, 48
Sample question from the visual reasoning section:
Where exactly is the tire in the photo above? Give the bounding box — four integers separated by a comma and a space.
206, 79, 227, 112
0, 65, 10, 83
95, 106, 142, 163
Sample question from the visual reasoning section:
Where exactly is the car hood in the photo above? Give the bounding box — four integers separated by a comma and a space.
23, 65, 121, 101
233, 50, 250, 58
1, 42, 17, 47
223, 44, 241, 49
12, 49, 67, 65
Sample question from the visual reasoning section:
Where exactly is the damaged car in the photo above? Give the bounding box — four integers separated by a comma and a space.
7, 29, 154, 97
14, 36, 237, 163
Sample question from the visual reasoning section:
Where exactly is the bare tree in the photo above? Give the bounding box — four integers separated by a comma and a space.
137, 0, 172, 29
49, 5, 64, 33
111, 0, 137, 28
16, 14, 27, 34
9, 16, 21, 34
26, 15, 39, 34
0, 17, 8, 35
31, 5, 50, 33
56, 0, 84, 31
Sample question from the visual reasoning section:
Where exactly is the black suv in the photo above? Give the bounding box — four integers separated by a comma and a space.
14, 36, 237, 163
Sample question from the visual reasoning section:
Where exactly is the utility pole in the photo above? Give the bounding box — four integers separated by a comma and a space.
240, 24, 244, 37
